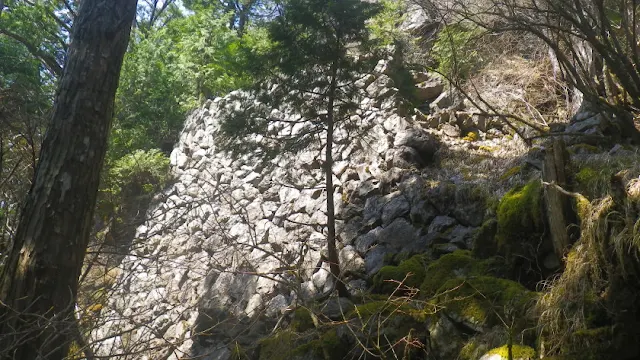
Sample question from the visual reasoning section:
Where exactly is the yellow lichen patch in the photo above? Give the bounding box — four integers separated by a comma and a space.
463, 131, 479, 142
487, 344, 536, 359
87, 303, 103, 313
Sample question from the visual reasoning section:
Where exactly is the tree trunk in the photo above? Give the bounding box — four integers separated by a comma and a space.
543, 139, 572, 261
0, 1, 137, 358
325, 61, 349, 298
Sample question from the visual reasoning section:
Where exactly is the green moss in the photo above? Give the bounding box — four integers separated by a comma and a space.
568, 143, 600, 155
419, 250, 490, 297
558, 326, 612, 359
350, 300, 428, 322
458, 339, 488, 360
496, 180, 544, 250
231, 342, 249, 360
472, 218, 498, 258
291, 308, 315, 332
500, 165, 522, 181
487, 344, 536, 359
259, 330, 297, 360
575, 167, 598, 188
434, 276, 537, 330
292, 329, 349, 360
573, 166, 613, 201
373, 254, 429, 293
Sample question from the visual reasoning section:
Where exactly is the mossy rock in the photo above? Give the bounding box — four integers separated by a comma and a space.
292, 329, 350, 360
482, 344, 536, 359
554, 326, 613, 360
349, 299, 429, 323
259, 330, 298, 360
496, 180, 544, 250
419, 250, 493, 298
567, 143, 601, 155
433, 276, 537, 332
291, 307, 315, 332
348, 299, 431, 357
500, 165, 522, 181
573, 166, 613, 201
496, 180, 548, 284
259, 327, 350, 360
459, 338, 490, 360
373, 254, 429, 294
472, 218, 498, 259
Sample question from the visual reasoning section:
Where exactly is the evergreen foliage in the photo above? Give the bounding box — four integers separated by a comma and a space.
219, 0, 383, 298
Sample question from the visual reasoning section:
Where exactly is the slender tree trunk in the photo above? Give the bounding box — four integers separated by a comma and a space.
325, 61, 349, 298
0, 1, 137, 359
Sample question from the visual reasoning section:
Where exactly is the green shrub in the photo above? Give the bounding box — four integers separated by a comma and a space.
432, 22, 484, 79
98, 149, 171, 219
106, 149, 171, 197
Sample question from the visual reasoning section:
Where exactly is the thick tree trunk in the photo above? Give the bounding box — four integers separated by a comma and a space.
0, 1, 137, 359
326, 62, 349, 298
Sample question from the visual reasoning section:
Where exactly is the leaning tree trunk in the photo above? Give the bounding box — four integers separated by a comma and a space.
0, 1, 137, 359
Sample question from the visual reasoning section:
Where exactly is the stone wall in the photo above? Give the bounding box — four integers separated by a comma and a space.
92, 61, 513, 359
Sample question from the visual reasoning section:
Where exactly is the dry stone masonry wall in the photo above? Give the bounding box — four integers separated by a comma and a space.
93, 61, 520, 359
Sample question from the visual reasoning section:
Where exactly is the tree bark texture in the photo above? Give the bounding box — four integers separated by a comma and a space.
0, 1, 137, 359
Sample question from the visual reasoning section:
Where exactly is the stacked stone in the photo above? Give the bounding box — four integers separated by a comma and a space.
93, 62, 497, 359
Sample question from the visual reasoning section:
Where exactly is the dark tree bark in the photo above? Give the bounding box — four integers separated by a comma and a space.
0, 0, 137, 359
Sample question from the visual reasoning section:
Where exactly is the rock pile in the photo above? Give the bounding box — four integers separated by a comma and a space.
92, 62, 512, 359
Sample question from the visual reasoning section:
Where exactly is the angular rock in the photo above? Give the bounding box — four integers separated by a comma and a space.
364, 245, 393, 276
393, 128, 439, 165
414, 79, 444, 102
428, 216, 457, 234
321, 297, 355, 320
381, 192, 410, 225
378, 218, 419, 251
339, 245, 365, 275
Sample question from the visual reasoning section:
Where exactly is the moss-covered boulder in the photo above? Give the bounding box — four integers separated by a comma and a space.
258, 328, 351, 360
291, 307, 315, 332
472, 218, 498, 259
419, 250, 492, 297
348, 298, 431, 358
373, 254, 429, 294
432, 276, 537, 332
495, 180, 550, 284
496, 180, 544, 249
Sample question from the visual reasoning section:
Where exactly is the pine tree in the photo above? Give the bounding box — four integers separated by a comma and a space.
222, 0, 383, 297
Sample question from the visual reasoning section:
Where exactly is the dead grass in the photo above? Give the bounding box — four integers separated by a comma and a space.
536, 161, 640, 356
468, 54, 569, 126
460, 32, 570, 128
